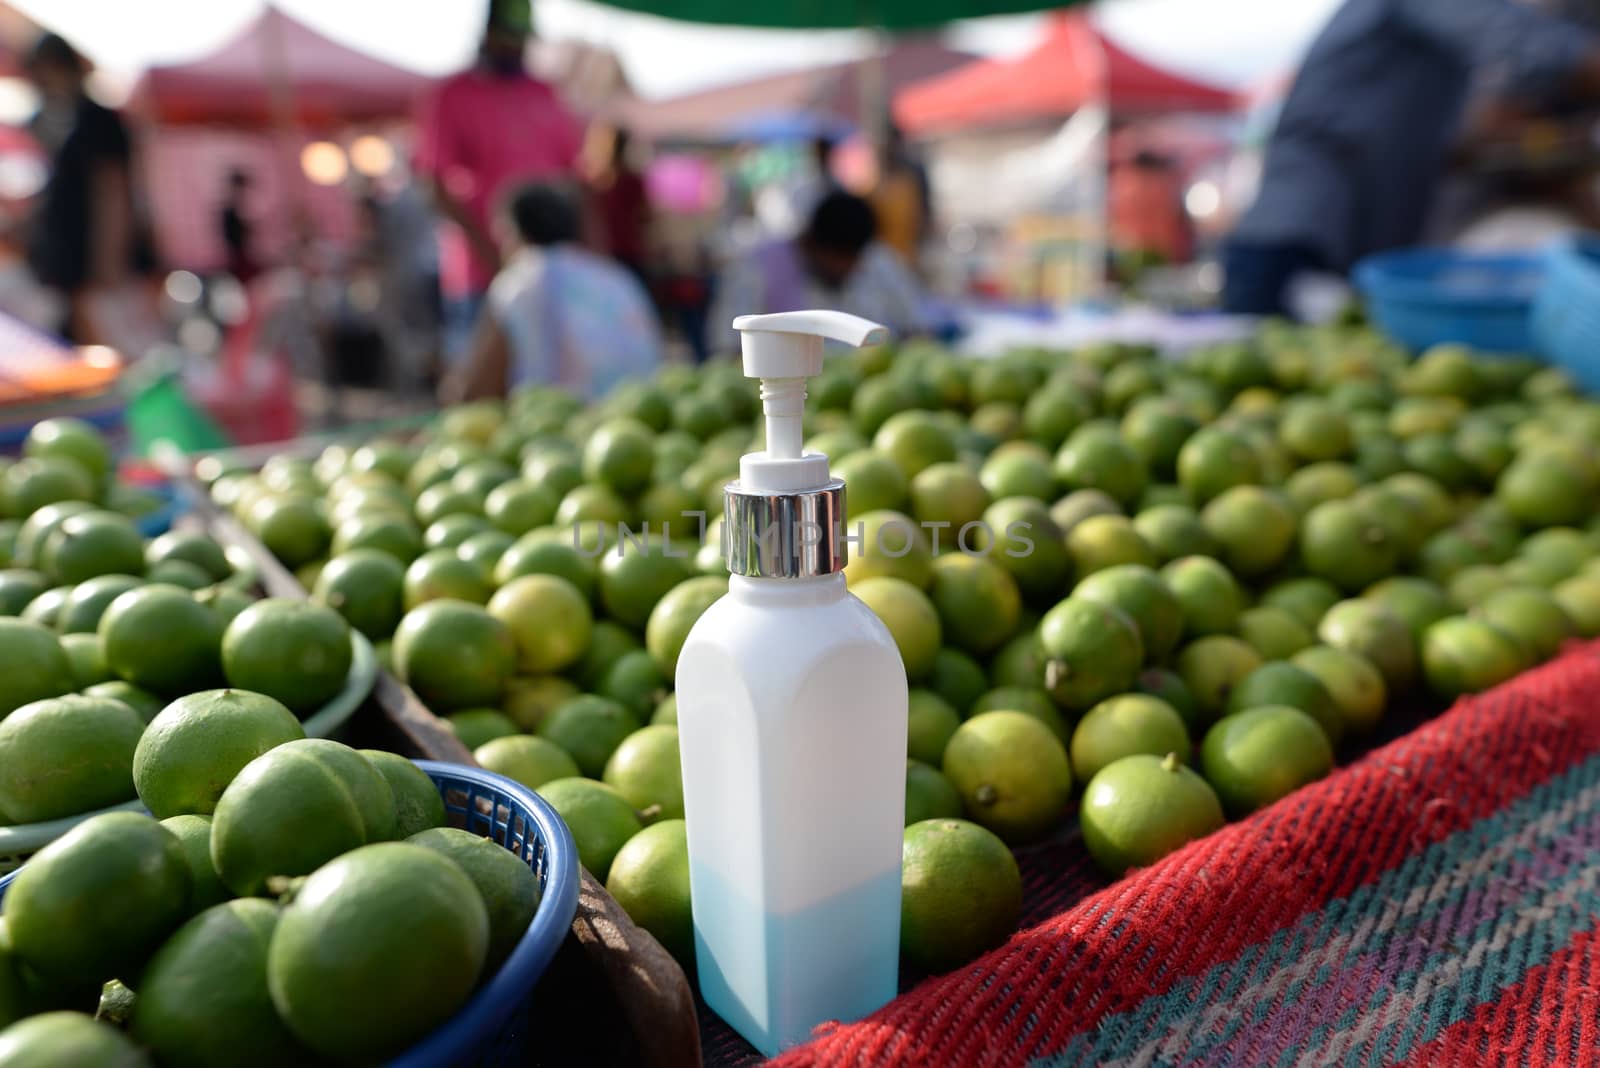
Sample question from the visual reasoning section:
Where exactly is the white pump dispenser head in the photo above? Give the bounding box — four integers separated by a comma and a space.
733, 311, 887, 494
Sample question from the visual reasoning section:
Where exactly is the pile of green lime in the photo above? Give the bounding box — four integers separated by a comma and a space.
190, 323, 1600, 981
0, 737, 540, 1065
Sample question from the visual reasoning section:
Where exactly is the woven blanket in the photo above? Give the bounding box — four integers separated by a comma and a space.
749, 642, 1600, 1067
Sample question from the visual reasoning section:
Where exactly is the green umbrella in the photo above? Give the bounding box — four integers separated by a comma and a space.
584, 0, 1076, 31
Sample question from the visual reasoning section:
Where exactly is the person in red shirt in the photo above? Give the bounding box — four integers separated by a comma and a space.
584, 124, 652, 287
414, 0, 585, 365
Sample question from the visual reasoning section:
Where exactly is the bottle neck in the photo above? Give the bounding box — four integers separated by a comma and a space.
728, 572, 847, 607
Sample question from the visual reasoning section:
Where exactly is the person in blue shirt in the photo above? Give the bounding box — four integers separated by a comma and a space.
1223, 0, 1600, 317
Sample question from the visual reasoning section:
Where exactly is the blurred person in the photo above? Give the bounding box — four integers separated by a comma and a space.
1222, 0, 1600, 318
414, 0, 585, 365
870, 124, 932, 268
218, 168, 258, 283
707, 190, 931, 355
1108, 149, 1193, 279
755, 136, 839, 240
23, 33, 154, 344
445, 182, 662, 403
584, 124, 652, 287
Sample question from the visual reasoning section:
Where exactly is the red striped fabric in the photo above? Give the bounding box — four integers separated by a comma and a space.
771, 641, 1600, 1067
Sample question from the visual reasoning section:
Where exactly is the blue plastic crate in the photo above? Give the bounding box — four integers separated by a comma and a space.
1353, 247, 1542, 353
0, 760, 579, 1067
1531, 235, 1600, 394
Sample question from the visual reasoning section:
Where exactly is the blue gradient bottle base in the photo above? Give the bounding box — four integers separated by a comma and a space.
692, 864, 902, 1057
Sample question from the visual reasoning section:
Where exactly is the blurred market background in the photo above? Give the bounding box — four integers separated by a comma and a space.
3, 0, 1597, 454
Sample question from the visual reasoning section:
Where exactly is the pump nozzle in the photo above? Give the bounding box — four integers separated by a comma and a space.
734, 311, 888, 470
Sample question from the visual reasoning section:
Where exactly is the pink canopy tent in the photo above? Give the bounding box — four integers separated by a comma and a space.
128, 6, 428, 129
895, 11, 1237, 136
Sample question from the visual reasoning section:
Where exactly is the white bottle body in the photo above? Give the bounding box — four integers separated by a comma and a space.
676, 572, 908, 1057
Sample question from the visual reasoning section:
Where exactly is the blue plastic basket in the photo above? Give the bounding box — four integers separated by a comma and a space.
1353, 247, 1543, 353
0, 759, 579, 1067
1531, 235, 1600, 394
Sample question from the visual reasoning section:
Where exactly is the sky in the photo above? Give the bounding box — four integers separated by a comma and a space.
5, 0, 1343, 100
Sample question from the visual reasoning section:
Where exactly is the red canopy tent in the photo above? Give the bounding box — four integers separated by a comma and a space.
895, 11, 1237, 136
128, 6, 428, 129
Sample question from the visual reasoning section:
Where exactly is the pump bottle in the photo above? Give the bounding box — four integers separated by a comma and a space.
675, 310, 909, 1057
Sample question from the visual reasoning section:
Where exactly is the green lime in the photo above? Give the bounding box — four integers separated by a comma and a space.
39, 511, 143, 586
221, 600, 352, 714
1420, 616, 1527, 698
1073, 564, 1184, 662
56, 632, 107, 688
413, 483, 482, 529
1054, 424, 1146, 507
598, 649, 668, 718
11, 501, 92, 570
1291, 645, 1386, 736
926, 648, 987, 716
393, 600, 516, 711
941, 711, 1072, 843
1201, 486, 1298, 578
1177, 427, 1261, 503
909, 462, 990, 532
457, 530, 514, 576
583, 418, 655, 496
1121, 398, 1198, 478
1448, 564, 1510, 610
989, 627, 1049, 689
1317, 599, 1417, 693
645, 576, 727, 678
1473, 585, 1574, 664
445, 709, 518, 751
407, 827, 539, 970
1298, 499, 1398, 593
23, 418, 110, 491
312, 550, 405, 640
1132, 504, 1216, 564
899, 818, 1022, 970
1066, 514, 1156, 577
1364, 576, 1453, 639
132, 897, 312, 1068
0, 1012, 151, 1067
835, 451, 910, 518
475, 734, 579, 789
1225, 661, 1343, 746
158, 814, 228, 914
402, 549, 490, 610
842, 510, 933, 589
1201, 705, 1333, 817
494, 531, 597, 598
1162, 555, 1245, 638
970, 686, 1067, 742
1553, 576, 1600, 637
1278, 399, 1351, 461
554, 485, 630, 528
330, 512, 423, 563
854, 576, 942, 682
484, 479, 559, 536
1048, 489, 1122, 537
1236, 605, 1312, 660
98, 584, 223, 696
489, 574, 593, 674
0, 569, 46, 616
134, 689, 303, 818
875, 412, 958, 480
904, 761, 963, 825
148, 559, 213, 590
651, 694, 677, 725
535, 777, 642, 880
602, 724, 683, 820
605, 819, 693, 968
979, 498, 1071, 604
144, 532, 231, 583
19, 585, 70, 628
1497, 454, 1593, 528
82, 680, 163, 723
599, 543, 694, 628
1134, 666, 1201, 731
1175, 635, 1263, 727
0, 619, 72, 719
1070, 694, 1190, 784
539, 695, 640, 778
980, 449, 1056, 503
906, 690, 962, 766
423, 514, 493, 553
245, 495, 329, 569
359, 750, 446, 839
5, 811, 189, 985
211, 740, 395, 896
4, 457, 94, 517
1022, 383, 1094, 450
1079, 753, 1224, 875
1039, 596, 1143, 710
573, 620, 644, 691
267, 842, 488, 1061
926, 553, 1021, 656
0, 695, 142, 821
